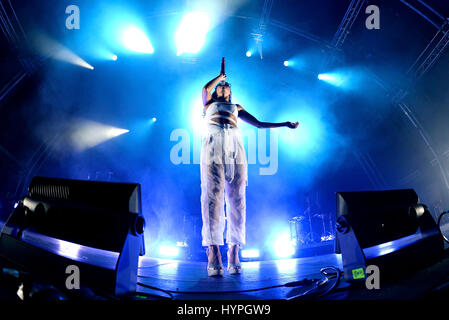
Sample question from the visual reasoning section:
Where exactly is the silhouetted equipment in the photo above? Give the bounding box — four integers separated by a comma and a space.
0, 176, 146, 296
335, 189, 444, 283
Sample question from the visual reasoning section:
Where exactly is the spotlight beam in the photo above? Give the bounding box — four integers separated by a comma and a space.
33, 34, 94, 69
176, 12, 210, 56
122, 26, 154, 54
70, 119, 129, 151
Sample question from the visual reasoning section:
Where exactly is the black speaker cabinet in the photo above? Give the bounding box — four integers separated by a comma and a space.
335, 189, 444, 283
0, 176, 146, 296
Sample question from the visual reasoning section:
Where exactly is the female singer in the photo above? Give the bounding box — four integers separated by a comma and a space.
201, 63, 299, 276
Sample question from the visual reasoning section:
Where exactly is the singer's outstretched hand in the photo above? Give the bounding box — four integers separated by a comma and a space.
286, 121, 299, 129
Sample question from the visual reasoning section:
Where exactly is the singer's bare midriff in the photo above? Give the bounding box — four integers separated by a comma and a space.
204, 105, 238, 127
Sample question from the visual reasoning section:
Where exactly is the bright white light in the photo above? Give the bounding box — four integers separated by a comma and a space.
33, 34, 94, 70
56, 240, 82, 261
158, 245, 179, 258
274, 259, 297, 273
318, 73, 334, 81
70, 119, 130, 151
176, 12, 211, 55
107, 128, 129, 138
176, 241, 188, 247
273, 232, 295, 258
152, 117, 157, 122
241, 249, 259, 258
122, 26, 154, 53
246, 51, 252, 57
112, 54, 118, 61
14, 202, 19, 209
284, 60, 289, 67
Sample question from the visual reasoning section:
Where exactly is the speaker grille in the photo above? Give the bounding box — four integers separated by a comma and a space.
29, 183, 70, 200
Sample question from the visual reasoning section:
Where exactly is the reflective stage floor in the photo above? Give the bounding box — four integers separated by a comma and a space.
2, 223, 449, 300
136, 254, 346, 300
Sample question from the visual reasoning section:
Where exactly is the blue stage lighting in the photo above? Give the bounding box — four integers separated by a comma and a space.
175, 12, 210, 55
152, 117, 157, 122
276, 108, 325, 161
284, 60, 289, 67
158, 245, 179, 258
318, 68, 366, 90
122, 26, 154, 54
272, 231, 295, 258
241, 249, 260, 258
112, 54, 118, 61
246, 51, 252, 57
33, 33, 94, 70
70, 120, 129, 151
318, 73, 346, 87
318, 73, 333, 81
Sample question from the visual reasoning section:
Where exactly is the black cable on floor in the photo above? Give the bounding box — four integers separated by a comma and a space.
284, 266, 342, 300
137, 276, 327, 297
318, 266, 342, 297
133, 266, 341, 298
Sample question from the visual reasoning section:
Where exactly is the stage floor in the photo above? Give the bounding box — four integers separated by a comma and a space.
1, 223, 349, 300
2, 222, 449, 300
136, 254, 347, 300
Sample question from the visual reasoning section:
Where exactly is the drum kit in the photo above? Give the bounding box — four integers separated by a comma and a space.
289, 212, 335, 246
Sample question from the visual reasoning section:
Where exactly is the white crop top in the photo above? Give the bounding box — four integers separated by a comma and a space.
204, 102, 239, 126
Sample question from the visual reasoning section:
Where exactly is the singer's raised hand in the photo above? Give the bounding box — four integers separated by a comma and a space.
218, 73, 227, 81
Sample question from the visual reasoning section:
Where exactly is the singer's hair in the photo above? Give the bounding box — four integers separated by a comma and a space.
212, 82, 232, 102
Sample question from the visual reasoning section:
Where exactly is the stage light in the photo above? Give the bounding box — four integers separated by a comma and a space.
318, 73, 334, 81
284, 60, 289, 67
158, 245, 179, 258
32, 33, 94, 70
241, 249, 259, 258
14, 202, 19, 209
107, 128, 129, 138
176, 241, 188, 247
318, 72, 346, 87
175, 12, 210, 55
70, 119, 130, 151
246, 51, 252, 57
122, 26, 154, 54
143, 118, 157, 126
112, 54, 118, 61
272, 231, 295, 258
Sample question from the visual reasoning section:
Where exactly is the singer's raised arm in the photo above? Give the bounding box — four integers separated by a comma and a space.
202, 74, 227, 106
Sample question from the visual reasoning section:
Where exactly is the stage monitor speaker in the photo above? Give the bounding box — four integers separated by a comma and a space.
0, 176, 146, 297
335, 189, 444, 283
